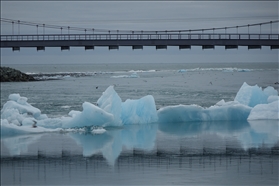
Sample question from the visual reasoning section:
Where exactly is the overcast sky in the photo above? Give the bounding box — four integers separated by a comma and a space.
1, 1, 278, 65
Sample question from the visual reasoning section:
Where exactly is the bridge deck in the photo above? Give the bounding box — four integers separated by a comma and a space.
1, 33, 279, 49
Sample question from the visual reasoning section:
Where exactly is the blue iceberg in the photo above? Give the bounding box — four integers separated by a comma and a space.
157, 82, 278, 123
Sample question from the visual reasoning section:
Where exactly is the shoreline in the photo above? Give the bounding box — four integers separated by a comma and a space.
0, 67, 36, 82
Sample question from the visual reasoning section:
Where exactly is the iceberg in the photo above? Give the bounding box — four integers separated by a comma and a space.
178, 69, 187, 73
64, 86, 157, 127
121, 95, 158, 125
157, 82, 278, 123
157, 102, 251, 123
97, 85, 122, 126
234, 82, 278, 107
248, 100, 279, 120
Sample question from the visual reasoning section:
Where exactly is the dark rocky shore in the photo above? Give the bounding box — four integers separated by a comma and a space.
0, 67, 36, 82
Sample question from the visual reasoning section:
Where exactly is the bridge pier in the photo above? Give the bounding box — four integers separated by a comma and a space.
225, 45, 238, 49
109, 45, 119, 50
179, 45, 191, 49
37, 46, 45, 51
12, 47, 20, 51
248, 45, 261, 50
132, 45, 143, 50
156, 45, 167, 50
61, 46, 70, 51
202, 45, 215, 49
271, 45, 279, 49
85, 46, 94, 50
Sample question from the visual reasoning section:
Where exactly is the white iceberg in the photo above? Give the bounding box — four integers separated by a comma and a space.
248, 100, 279, 120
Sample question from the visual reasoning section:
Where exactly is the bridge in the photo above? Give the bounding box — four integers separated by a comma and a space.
1, 18, 278, 51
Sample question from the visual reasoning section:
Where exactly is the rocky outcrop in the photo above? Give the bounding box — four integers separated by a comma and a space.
0, 67, 36, 82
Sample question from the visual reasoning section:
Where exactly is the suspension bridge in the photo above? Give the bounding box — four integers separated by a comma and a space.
0, 18, 278, 51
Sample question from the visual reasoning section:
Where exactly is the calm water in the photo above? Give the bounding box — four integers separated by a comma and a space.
1, 62, 279, 185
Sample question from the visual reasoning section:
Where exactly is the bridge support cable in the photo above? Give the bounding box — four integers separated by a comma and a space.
1, 18, 279, 51
1, 18, 278, 35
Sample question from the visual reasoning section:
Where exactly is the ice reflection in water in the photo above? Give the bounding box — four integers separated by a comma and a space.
1, 120, 278, 162
1, 120, 278, 185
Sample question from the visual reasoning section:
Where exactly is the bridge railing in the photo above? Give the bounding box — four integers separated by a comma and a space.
1, 33, 279, 41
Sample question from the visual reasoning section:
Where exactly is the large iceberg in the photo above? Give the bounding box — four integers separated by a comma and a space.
63, 86, 157, 127
157, 82, 278, 123
1, 86, 158, 134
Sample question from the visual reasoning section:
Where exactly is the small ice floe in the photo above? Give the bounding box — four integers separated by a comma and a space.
91, 127, 106, 134
237, 69, 251, 72
61, 105, 71, 109
111, 72, 140, 78
177, 69, 187, 73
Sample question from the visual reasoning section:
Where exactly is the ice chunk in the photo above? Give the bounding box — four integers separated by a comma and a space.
62, 102, 115, 128
92, 127, 106, 134
237, 69, 251, 72
178, 69, 186, 73
97, 86, 122, 125
157, 102, 251, 123
8, 94, 21, 102
121, 95, 158, 125
1, 94, 43, 127
234, 82, 278, 107
130, 72, 140, 78
111, 72, 140, 78
248, 100, 279, 120
2, 100, 41, 119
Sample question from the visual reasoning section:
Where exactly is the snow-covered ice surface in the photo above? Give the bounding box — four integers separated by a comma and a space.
1, 62, 278, 185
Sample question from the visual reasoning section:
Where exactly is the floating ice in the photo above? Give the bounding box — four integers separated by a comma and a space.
62, 102, 115, 128
248, 100, 279, 120
97, 85, 122, 125
1, 82, 278, 137
237, 69, 251, 72
158, 82, 278, 123
129, 70, 156, 73
234, 82, 278, 107
157, 102, 251, 123
178, 69, 187, 73
121, 95, 158, 125
62, 86, 157, 127
111, 72, 140, 78
222, 68, 235, 73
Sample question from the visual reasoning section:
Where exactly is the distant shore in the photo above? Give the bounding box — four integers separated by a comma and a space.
0, 67, 36, 82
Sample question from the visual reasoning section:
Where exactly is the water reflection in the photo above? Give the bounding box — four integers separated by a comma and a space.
1, 120, 278, 165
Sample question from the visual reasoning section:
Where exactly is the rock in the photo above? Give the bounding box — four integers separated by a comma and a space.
0, 67, 36, 82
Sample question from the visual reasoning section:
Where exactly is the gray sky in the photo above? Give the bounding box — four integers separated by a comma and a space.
1, 1, 278, 65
